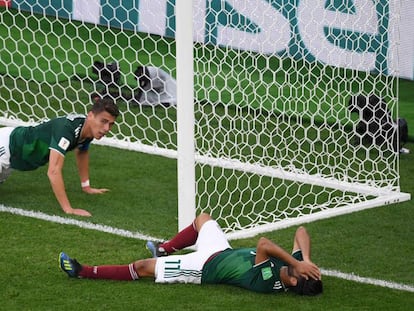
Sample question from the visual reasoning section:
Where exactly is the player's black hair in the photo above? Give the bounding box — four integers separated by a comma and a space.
290, 277, 323, 296
89, 94, 120, 118
287, 265, 323, 296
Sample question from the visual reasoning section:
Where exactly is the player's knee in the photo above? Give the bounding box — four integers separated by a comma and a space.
294, 226, 310, 242
198, 212, 212, 220
134, 258, 156, 277
296, 226, 307, 234
194, 213, 213, 231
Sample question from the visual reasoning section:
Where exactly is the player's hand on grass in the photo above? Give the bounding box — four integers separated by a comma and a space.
82, 186, 110, 194
65, 208, 92, 217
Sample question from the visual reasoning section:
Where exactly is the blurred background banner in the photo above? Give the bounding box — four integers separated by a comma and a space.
7, 0, 414, 80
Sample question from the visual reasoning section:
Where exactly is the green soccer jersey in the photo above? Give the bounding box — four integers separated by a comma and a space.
9, 114, 92, 171
201, 248, 303, 293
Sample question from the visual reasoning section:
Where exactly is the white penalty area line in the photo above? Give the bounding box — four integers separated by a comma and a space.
321, 268, 414, 293
0, 204, 160, 242
1, 204, 413, 293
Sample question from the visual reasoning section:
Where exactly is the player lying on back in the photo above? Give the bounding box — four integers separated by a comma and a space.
59, 213, 322, 295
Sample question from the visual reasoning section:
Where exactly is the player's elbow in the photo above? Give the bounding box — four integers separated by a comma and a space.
47, 168, 56, 179
47, 166, 62, 182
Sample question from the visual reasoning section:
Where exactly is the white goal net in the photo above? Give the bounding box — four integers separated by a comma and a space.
0, 0, 410, 238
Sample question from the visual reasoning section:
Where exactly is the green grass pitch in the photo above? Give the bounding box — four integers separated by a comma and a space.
0, 6, 413, 310
0, 142, 413, 310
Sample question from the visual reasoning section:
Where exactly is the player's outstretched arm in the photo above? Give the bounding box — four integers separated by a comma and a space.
255, 236, 320, 280
48, 150, 91, 217
75, 148, 109, 194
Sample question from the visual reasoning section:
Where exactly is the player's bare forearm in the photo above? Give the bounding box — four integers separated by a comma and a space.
48, 169, 72, 213
255, 237, 299, 266
76, 148, 108, 195
294, 226, 312, 262
255, 236, 321, 280
48, 150, 71, 212
49, 174, 92, 217
48, 150, 91, 217
75, 148, 90, 184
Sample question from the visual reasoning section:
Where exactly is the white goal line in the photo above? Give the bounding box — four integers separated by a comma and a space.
1, 204, 413, 293
321, 268, 414, 293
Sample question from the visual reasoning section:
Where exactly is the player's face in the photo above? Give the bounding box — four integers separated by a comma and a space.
287, 265, 301, 284
87, 111, 116, 139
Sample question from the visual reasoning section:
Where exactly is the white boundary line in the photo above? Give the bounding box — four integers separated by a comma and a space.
1, 204, 413, 293
321, 269, 414, 293
0, 204, 159, 241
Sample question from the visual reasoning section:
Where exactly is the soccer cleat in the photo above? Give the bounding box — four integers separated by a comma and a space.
146, 241, 168, 258
59, 252, 82, 278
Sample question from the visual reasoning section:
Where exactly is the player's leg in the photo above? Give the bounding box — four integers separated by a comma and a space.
153, 217, 231, 284
194, 212, 213, 231
193, 215, 231, 253
147, 213, 213, 257
59, 252, 156, 281
292, 226, 311, 261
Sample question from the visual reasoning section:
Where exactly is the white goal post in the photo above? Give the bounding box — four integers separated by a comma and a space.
0, 0, 410, 238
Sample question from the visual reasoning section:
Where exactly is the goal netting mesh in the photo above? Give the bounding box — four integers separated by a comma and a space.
0, 1, 409, 238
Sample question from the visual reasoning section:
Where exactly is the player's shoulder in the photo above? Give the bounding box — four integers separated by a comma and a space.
47, 114, 85, 125
59, 114, 86, 129
49, 115, 85, 137
65, 114, 86, 122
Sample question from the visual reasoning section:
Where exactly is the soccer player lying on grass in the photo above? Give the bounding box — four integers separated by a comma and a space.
0, 95, 119, 217
59, 213, 323, 295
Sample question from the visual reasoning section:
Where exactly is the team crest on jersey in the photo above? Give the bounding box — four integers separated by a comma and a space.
58, 137, 70, 151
